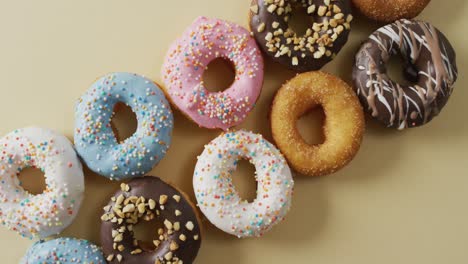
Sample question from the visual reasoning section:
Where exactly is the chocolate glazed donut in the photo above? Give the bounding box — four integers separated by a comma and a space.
352, 19, 458, 130
249, 0, 353, 72
100, 177, 201, 264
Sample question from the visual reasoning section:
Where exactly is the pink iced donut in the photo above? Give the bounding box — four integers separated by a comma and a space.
162, 16, 264, 130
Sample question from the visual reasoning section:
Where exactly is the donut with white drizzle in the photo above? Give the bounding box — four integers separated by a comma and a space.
249, 0, 353, 72
352, 19, 458, 130
193, 130, 294, 238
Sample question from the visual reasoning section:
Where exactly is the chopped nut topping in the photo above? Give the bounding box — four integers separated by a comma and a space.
159, 195, 168, 205
114, 233, 123, 242
250, 4, 259, 14
120, 183, 130, 192
158, 228, 164, 235
307, 5, 315, 14
173, 195, 181, 202
153, 240, 161, 247
164, 219, 173, 230
102, 189, 195, 264
267, 4, 277, 13
317, 6, 327, 16
122, 204, 135, 213
257, 22, 266, 33
170, 241, 179, 251
148, 199, 156, 209
164, 252, 173, 261
137, 203, 146, 214
185, 221, 194, 231
292, 57, 298, 65
131, 249, 143, 255
171, 221, 179, 231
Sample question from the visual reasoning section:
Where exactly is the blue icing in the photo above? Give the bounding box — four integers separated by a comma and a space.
74, 72, 174, 180
20, 237, 106, 264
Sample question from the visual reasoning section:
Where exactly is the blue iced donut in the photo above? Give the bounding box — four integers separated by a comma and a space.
20, 237, 106, 264
74, 72, 174, 180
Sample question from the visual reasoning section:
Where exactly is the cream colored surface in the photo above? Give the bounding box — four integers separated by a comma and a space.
0, 0, 467, 263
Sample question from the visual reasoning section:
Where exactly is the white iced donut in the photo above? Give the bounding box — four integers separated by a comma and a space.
193, 130, 294, 238
0, 127, 84, 239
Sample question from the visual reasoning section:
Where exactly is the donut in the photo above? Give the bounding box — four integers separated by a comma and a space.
249, 0, 353, 72
193, 130, 294, 238
100, 177, 202, 264
20, 237, 106, 264
75, 72, 174, 180
270, 71, 365, 176
0, 127, 84, 239
162, 16, 264, 130
352, 0, 431, 22
352, 19, 458, 130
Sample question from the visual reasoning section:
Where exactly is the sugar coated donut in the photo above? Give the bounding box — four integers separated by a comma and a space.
0, 127, 84, 239
353, 19, 458, 130
100, 177, 202, 264
249, 0, 353, 72
352, 0, 431, 22
193, 130, 294, 238
75, 72, 174, 180
271, 71, 365, 176
162, 16, 264, 130
20, 237, 106, 264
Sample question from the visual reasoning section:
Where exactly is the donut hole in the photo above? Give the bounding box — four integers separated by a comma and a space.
17, 167, 46, 195
111, 102, 138, 143
288, 3, 315, 36
132, 218, 165, 251
386, 55, 419, 86
296, 106, 326, 145
231, 159, 258, 203
202, 58, 236, 92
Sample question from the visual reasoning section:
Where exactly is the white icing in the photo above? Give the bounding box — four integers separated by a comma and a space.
193, 130, 294, 238
0, 127, 84, 239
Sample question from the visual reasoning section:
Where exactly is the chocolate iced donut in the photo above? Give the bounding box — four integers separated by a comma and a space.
249, 0, 353, 72
353, 19, 458, 130
100, 177, 201, 264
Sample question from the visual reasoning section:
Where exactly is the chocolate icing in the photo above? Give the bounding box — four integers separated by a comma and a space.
100, 176, 201, 264
249, 0, 353, 72
352, 19, 458, 129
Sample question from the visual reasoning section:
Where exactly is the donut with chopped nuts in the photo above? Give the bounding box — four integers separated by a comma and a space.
352, 0, 431, 22
100, 177, 202, 264
249, 0, 353, 72
353, 19, 458, 129
270, 71, 365, 176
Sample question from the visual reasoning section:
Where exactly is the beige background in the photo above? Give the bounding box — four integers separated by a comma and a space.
0, 0, 467, 263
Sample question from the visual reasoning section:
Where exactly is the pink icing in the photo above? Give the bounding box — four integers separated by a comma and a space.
162, 16, 264, 130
